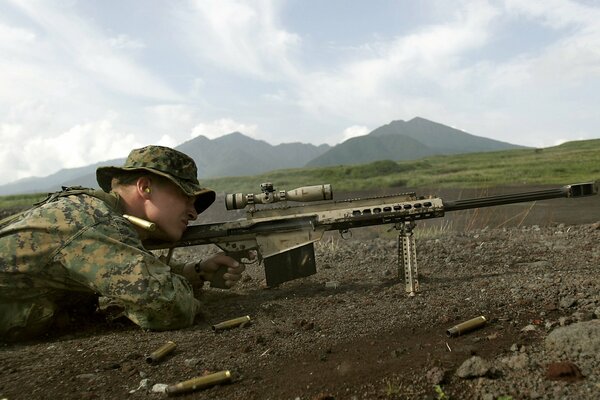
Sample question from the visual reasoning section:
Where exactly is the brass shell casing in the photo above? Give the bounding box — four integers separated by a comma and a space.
446, 316, 487, 337
211, 315, 251, 331
123, 214, 156, 231
166, 370, 232, 395
146, 341, 177, 364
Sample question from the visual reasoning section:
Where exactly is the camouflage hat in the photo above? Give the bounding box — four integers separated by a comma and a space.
96, 145, 216, 213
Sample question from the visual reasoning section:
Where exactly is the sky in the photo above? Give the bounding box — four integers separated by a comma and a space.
1, 0, 599, 186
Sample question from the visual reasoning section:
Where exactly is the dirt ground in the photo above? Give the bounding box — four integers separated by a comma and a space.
1, 188, 599, 400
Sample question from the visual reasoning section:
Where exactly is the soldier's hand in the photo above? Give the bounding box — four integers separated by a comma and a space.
199, 252, 246, 288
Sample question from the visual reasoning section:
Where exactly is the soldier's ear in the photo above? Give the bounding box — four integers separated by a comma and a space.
136, 176, 153, 198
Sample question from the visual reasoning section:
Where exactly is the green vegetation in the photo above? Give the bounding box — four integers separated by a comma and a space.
0, 193, 47, 210
433, 385, 449, 400
1, 139, 599, 209
202, 138, 600, 193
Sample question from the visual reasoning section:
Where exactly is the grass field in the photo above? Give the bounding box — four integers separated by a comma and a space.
1, 139, 599, 210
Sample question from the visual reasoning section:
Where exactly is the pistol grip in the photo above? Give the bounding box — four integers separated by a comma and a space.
209, 265, 230, 289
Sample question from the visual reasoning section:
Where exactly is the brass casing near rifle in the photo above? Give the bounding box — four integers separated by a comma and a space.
123, 214, 156, 231
212, 315, 251, 331
166, 370, 232, 395
146, 341, 176, 364
446, 316, 487, 337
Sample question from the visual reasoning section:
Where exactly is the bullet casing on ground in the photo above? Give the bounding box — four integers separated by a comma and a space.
146, 341, 176, 363
166, 370, 232, 395
212, 315, 251, 331
446, 316, 487, 337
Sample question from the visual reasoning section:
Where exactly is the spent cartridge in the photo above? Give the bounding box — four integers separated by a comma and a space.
123, 214, 156, 231
212, 315, 251, 331
146, 341, 177, 364
166, 370, 232, 395
446, 316, 487, 337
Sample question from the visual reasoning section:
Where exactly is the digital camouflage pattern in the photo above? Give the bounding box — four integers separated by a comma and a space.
96, 145, 216, 214
0, 190, 200, 341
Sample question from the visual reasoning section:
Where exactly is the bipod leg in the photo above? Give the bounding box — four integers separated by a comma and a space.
397, 221, 418, 296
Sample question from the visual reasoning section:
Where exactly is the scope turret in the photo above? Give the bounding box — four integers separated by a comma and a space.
226, 183, 333, 210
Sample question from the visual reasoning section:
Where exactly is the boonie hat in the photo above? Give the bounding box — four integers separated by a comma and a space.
96, 145, 216, 213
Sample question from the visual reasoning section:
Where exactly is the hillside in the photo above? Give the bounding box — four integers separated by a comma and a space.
307, 117, 526, 167
0, 134, 329, 196
2, 139, 598, 213
200, 138, 600, 194
0, 117, 526, 196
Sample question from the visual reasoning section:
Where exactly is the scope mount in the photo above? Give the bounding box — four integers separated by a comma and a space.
260, 182, 275, 194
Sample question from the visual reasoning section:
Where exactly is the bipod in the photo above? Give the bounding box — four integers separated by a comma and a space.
396, 221, 419, 296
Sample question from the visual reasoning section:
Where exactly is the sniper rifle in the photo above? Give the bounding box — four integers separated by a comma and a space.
146, 181, 598, 295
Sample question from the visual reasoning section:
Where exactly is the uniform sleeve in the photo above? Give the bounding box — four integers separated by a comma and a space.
55, 221, 201, 331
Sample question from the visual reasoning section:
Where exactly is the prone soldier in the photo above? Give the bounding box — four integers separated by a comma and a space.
0, 145, 245, 341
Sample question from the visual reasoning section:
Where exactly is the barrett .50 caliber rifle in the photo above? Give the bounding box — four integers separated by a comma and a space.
147, 181, 598, 295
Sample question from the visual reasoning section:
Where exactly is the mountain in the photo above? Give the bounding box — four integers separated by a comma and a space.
303, 134, 431, 167
0, 159, 122, 196
306, 117, 526, 167
0, 134, 330, 195
176, 132, 330, 178
0, 118, 528, 195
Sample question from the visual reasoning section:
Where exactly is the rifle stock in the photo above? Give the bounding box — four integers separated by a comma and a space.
146, 181, 597, 293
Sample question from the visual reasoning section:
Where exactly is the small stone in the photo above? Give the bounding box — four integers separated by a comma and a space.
325, 281, 339, 289
152, 383, 169, 393
558, 316, 571, 327
426, 367, 446, 385
456, 356, 490, 378
521, 324, 537, 332
503, 353, 530, 370
559, 297, 577, 309
184, 358, 201, 368
572, 311, 593, 322
546, 362, 584, 381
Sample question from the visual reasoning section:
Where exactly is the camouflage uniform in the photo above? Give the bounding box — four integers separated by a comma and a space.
0, 146, 215, 341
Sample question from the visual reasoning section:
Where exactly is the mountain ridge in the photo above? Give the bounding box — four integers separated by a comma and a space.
0, 117, 527, 195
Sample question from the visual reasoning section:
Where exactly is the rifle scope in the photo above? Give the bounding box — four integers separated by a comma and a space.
226, 183, 333, 210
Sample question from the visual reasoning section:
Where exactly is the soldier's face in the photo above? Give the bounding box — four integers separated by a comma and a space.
145, 180, 198, 241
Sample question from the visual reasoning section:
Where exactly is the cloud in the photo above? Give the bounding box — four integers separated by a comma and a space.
107, 34, 146, 50
4, 0, 179, 101
190, 118, 259, 139
294, 1, 500, 123
0, 118, 140, 185
342, 125, 370, 142
290, 0, 600, 147
174, 0, 301, 79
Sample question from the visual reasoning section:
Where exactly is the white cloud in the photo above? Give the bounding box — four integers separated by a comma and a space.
145, 104, 201, 135
155, 134, 178, 148
174, 0, 301, 79
0, 22, 36, 50
5, 0, 180, 101
295, 1, 500, 123
1, 0, 599, 187
107, 34, 146, 50
0, 118, 140, 185
190, 118, 259, 139
342, 125, 370, 142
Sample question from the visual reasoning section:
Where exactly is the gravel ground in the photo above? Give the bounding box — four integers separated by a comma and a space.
1, 219, 599, 400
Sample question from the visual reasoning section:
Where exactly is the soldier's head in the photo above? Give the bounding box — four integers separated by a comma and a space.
96, 145, 215, 241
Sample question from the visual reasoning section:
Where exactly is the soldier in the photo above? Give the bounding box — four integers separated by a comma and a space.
0, 145, 245, 341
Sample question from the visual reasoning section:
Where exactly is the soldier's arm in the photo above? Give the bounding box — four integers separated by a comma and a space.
59, 224, 201, 331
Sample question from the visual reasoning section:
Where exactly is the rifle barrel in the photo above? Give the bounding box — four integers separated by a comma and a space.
443, 182, 597, 212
